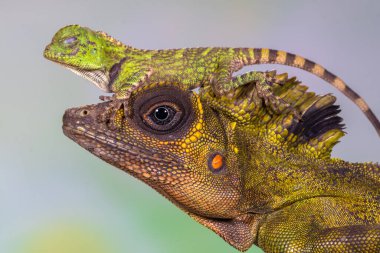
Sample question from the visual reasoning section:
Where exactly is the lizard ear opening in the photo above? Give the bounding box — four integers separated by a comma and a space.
132, 86, 195, 139
208, 153, 226, 173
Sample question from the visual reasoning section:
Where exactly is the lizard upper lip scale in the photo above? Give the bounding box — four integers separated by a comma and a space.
63, 125, 133, 153
62, 119, 175, 164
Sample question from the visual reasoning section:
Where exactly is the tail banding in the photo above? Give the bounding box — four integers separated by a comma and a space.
238, 48, 380, 136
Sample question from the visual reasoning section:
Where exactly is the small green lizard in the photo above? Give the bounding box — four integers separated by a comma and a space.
44, 24, 380, 135
62, 72, 380, 252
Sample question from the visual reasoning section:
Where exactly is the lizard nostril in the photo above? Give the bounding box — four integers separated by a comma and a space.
79, 109, 89, 116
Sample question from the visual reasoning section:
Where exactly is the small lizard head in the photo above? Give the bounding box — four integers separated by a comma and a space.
62, 85, 244, 218
44, 25, 126, 92
44, 25, 107, 70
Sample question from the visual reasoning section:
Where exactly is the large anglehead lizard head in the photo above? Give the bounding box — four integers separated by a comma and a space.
62, 84, 244, 218
44, 25, 127, 92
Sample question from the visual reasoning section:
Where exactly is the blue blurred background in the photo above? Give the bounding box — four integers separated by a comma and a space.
1, 1, 379, 252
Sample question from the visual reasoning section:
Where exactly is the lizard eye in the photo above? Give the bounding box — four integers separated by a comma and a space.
63, 36, 78, 45
151, 105, 175, 124
133, 86, 194, 138
143, 102, 183, 131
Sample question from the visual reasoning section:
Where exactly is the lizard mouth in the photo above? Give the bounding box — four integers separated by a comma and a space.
62, 122, 187, 193
62, 124, 158, 162
44, 48, 111, 93
62, 103, 177, 176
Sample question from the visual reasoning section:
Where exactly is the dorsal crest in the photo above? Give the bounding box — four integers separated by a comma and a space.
201, 71, 345, 158
97, 30, 128, 48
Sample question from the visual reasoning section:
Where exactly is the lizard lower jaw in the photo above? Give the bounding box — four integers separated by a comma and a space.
66, 67, 111, 92
44, 53, 111, 92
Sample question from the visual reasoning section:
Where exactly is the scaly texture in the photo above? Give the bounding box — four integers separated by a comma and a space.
62, 72, 380, 252
44, 25, 380, 135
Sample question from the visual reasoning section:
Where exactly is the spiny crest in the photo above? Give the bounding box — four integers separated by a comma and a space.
96, 30, 128, 48
201, 71, 345, 158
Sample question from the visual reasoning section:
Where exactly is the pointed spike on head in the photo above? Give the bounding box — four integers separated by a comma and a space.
96, 30, 128, 48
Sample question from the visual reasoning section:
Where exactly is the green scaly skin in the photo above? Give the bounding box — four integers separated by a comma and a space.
44, 25, 380, 135
62, 72, 380, 252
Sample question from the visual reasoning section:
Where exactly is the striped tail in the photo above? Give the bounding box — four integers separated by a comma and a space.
236, 48, 380, 136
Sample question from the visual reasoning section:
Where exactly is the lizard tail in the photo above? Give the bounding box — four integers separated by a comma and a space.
236, 48, 380, 136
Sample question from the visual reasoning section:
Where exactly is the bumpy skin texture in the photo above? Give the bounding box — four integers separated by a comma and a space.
44, 25, 380, 135
62, 72, 380, 252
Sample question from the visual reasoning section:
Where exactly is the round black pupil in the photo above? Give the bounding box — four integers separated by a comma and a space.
155, 107, 169, 121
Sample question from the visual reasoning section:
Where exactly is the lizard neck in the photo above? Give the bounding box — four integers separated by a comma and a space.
102, 41, 154, 69
237, 127, 378, 214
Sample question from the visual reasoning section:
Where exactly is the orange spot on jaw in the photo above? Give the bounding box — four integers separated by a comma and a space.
211, 154, 223, 170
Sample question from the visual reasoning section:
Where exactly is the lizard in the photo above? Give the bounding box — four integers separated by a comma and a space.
44, 24, 380, 136
62, 71, 380, 252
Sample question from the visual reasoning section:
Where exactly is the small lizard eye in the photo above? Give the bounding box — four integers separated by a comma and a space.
63, 36, 78, 45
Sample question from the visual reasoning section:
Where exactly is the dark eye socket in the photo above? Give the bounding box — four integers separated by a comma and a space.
63, 36, 78, 45
133, 87, 194, 138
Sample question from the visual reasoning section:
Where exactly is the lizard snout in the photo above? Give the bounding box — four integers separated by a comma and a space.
63, 105, 96, 126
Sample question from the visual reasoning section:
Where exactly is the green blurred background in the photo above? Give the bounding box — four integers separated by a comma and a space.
1, 0, 379, 252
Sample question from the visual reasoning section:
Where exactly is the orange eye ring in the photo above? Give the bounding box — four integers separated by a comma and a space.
208, 153, 225, 172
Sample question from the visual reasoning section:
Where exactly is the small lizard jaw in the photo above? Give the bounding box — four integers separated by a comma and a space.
44, 44, 111, 92
48, 59, 111, 92
65, 67, 111, 92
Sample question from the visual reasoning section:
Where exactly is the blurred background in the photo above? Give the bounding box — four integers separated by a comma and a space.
1, 0, 379, 252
